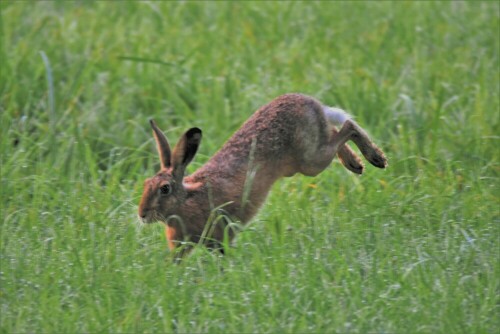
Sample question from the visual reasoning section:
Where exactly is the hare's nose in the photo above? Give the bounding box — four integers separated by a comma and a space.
138, 213, 149, 224
138, 208, 148, 219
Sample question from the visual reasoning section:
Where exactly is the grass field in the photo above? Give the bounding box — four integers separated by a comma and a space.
1, 1, 499, 333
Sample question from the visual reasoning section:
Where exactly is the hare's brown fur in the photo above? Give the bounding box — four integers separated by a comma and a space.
139, 93, 387, 253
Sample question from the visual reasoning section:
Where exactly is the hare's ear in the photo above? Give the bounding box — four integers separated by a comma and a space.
150, 119, 172, 169
172, 127, 202, 177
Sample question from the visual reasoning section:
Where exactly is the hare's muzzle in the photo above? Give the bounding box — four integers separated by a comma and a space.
138, 214, 147, 224
138, 208, 152, 224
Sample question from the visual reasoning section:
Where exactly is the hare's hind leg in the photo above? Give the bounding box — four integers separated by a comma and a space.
298, 127, 365, 177
323, 107, 364, 174
331, 121, 387, 169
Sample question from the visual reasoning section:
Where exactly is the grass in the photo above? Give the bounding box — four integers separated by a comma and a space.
1, 1, 499, 333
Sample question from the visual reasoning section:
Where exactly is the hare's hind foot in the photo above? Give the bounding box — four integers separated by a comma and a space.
363, 144, 387, 169
337, 144, 365, 174
347, 121, 388, 169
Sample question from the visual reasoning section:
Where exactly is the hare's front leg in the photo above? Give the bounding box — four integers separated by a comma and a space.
165, 226, 180, 250
331, 120, 387, 169
165, 226, 195, 262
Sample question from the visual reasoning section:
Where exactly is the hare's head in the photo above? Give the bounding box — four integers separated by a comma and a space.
138, 120, 202, 224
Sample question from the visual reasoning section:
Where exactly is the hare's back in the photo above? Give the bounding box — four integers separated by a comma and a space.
193, 93, 332, 181
237, 94, 330, 159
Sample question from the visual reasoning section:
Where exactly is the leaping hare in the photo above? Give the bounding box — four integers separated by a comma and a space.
138, 93, 387, 255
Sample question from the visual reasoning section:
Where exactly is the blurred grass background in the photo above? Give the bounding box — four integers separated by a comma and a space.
1, 1, 499, 333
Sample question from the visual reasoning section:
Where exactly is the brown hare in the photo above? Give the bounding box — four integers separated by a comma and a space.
138, 93, 387, 256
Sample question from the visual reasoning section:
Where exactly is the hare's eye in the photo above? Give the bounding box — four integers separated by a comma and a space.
160, 184, 171, 195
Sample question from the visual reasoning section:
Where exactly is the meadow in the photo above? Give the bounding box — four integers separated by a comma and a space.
1, 2, 499, 333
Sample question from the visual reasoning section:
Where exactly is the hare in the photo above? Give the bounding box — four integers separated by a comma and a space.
138, 93, 387, 255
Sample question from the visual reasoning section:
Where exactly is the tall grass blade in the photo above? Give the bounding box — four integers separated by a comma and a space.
38, 51, 55, 132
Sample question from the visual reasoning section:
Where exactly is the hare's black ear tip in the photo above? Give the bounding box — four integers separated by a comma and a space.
187, 127, 202, 140
149, 119, 156, 127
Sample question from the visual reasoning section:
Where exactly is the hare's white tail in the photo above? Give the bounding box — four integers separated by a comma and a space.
323, 106, 352, 126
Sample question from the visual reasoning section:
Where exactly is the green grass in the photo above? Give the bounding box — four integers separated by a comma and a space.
1, 1, 499, 333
